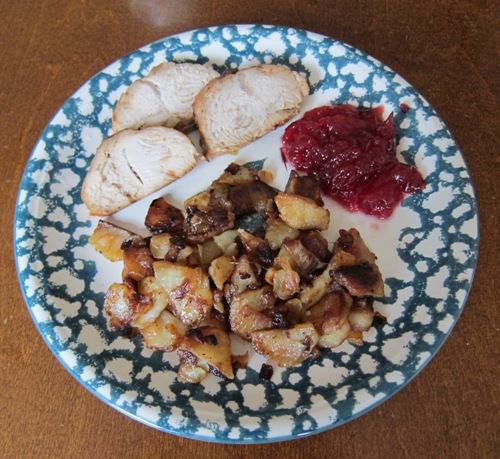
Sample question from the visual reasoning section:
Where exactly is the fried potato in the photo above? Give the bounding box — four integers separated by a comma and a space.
208, 255, 234, 290
265, 258, 301, 301
298, 266, 334, 309
264, 216, 300, 250
274, 192, 330, 230
153, 260, 213, 326
348, 297, 375, 332
304, 289, 353, 349
103, 282, 138, 330
250, 323, 319, 368
177, 326, 234, 380
89, 220, 138, 262
96, 163, 386, 383
150, 233, 193, 262
229, 286, 276, 340
134, 276, 169, 329
141, 309, 187, 352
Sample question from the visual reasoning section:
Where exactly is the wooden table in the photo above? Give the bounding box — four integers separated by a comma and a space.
1, 1, 498, 457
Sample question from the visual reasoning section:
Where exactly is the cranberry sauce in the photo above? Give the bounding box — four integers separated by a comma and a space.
280, 104, 425, 219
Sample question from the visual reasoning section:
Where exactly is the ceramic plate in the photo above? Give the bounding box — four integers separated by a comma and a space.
14, 25, 478, 443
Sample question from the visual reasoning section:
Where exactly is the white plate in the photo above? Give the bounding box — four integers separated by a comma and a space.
14, 24, 478, 443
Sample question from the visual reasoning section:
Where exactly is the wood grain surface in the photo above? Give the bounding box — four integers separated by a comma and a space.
1, 1, 498, 458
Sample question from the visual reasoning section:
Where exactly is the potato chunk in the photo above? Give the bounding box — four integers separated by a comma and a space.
298, 266, 334, 309
304, 289, 353, 349
264, 258, 300, 301
274, 192, 330, 230
122, 238, 155, 282
177, 326, 234, 381
103, 282, 138, 330
334, 263, 384, 297
144, 197, 184, 235
265, 216, 300, 250
209, 255, 234, 290
348, 297, 375, 332
89, 220, 138, 262
149, 234, 193, 263
250, 323, 319, 368
223, 255, 261, 303
153, 260, 213, 326
134, 276, 169, 329
141, 310, 187, 352
229, 286, 276, 340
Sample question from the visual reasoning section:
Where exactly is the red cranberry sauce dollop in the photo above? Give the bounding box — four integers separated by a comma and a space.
280, 104, 425, 219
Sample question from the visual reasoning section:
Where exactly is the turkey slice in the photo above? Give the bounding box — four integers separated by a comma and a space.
112, 62, 220, 134
81, 127, 199, 216
194, 64, 309, 159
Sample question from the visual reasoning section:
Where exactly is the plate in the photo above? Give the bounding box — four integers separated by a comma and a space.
14, 24, 478, 443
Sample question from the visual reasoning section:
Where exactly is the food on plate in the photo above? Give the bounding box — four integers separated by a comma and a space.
93, 162, 385, 383
81, 126, 199, 216
194, 64, 309, 159
112, 62, 220, 134
89, 220, 138, 262
274, 192, 330, 231
281, 104, 426, 218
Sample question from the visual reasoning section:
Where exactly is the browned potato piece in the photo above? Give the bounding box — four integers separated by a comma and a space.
316, 321, 351, 349
153, 260, 213, 326
229, 286, 276, 340
298, 265, 334, 309
216, 162, 259, 186
145, 197, 184, 235
177, 357, 210, 384
104, 282, 138, 330
265, 258, 300, 301
184, 205, 235, 245
274, 192, 329, 230
304, 289, 353, 349
332, 228, 378, 266
301, 231, 332, 263
213, 229, 239, 257
284, 170, 323, 206
89, 220, 138, 262
228, 181, 277, 216
198, 308, 229, 331
122, 238, 155, 283
223, 255, 261, 303
209, 255, 234, 290
347, 330, 364, 346
196, 238, 224, 265
348, 297, 375, 332
284, 298, 305, 325
304, 290, 352, 332
177, 326, 234, 381
281, 238, 319, 277
331, 228, 384, 297
250, 323, 319, 368
334, 263, 384, 297
265, 216, 300, 250
141, 309, 187, 352
257, 169, 274, 184
134, 276, 169, 329
184, 183, 231, 212
237, 229, 273, 266
150, 233, 193, 263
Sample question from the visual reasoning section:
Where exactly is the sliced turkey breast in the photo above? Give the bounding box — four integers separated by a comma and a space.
112, 62, 220, 134
81, 127, 199, 216
193, 64, 309, 159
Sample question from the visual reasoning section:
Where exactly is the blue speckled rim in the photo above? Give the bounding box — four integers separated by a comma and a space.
14, 25, 478, 443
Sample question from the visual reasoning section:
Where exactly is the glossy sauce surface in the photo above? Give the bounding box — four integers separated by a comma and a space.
281, 104, 425, 218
